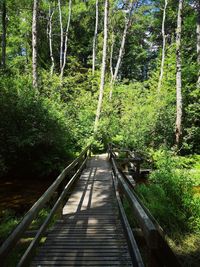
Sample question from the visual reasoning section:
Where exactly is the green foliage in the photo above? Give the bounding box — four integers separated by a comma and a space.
0, 210, 21, 243
0, 207, 57, 266
0, 75, 73, 178
136, 149, 200, 233
1, 0, 199, 156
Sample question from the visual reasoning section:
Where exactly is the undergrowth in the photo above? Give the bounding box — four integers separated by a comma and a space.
135, 149, 200, 266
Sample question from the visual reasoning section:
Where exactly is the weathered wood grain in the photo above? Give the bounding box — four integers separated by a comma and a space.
31, 155, 135, 267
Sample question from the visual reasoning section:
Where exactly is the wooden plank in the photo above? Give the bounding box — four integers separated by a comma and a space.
34, 256, 125, 260
30, 154, 134, 267
31, 263, 132, 267
46, 242, 127, 247
0, 145, 90, 262
36, 252, 131, 256
49, 227, 117, 231
47, 236, 120, 239
32, 260, 132, 265
35, 248, 128, 252
39, 245, 128, 248
47, 238, 124, 241
17, 158, 88, 267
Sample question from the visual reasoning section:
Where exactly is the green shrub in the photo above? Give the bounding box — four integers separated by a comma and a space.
0, 77, 74, 178
0, 210, 21, 244
136, 149, 200, 234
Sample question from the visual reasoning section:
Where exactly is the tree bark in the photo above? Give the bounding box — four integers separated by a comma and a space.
109, 0, 136, 99
32, 0, 39, 89
60, 0, 72, 81
92, 0, 99, 75
197, 0, 200, 86
94, 0, 108, 133
58, 0, 63, 71
47, 4, 55, 76
1, 0, 6, 68
157, 0, 168, 92
175, 0, 183, 147
110, 30, 114, 80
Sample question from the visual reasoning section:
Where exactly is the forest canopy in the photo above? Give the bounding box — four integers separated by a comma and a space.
0, 0, 199, 177
0, 1, 200, 265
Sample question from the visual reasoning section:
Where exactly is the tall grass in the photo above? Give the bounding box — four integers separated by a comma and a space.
136, 149, 200, 234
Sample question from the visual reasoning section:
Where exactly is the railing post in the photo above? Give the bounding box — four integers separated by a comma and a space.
84, 150, 88, 169
117, 182, 124, 204
108, 143, 113, 160
89, 144, 92, 157
135, 161, 140, 177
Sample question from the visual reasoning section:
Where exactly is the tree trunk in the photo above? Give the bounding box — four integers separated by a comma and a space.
175, 0, 183, 147
58, 0, 63, 71
47, 4, 55, 76
110, 30, 114, 80
1, 0, 6, 68
94, 0, 108, 133
197, 0, 200, 86
92, 0, 99, 75
109, 0, 136, 99
32, 0, 39, 89
158, 0, 168, 92
60, 0, 72, 81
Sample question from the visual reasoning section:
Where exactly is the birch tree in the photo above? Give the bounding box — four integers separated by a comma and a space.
1, 0, 6, 68
92, 0, 99, 75
32, 0, 39, 88
110, 30, 114, 79
109, 0, 136, 99
60, 0, 72, 81
47, 3, 55, 76
157, 0, 168, 92
94, 0, 108, 133
175, 0, 183, 146
197, 0, 200, 86
58, 0, 63, 71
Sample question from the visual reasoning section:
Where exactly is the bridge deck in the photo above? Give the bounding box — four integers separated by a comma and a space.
31, 154, 133, 266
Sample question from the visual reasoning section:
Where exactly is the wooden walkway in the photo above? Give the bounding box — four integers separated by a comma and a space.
31, 154, 133, 266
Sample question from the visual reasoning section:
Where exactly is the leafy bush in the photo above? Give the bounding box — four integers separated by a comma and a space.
0, 76, 74, 178
0, 210, 21, 243
136, 149, 200, 234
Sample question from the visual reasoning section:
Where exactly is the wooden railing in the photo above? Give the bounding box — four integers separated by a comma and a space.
0, 145, 91, 267
109, 144, 181, 267
109, 143, 143, 176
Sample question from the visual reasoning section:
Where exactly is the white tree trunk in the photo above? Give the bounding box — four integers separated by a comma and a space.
92, 0, 99, 75
110, 30, 114, 79
58, 0, 63, 71
47, 5, 55, 76
157, 0, 168, 92
1, 0, 6, 68
175, 0, 183, 146
109, 0, 136, 99
197, 0, 200, 86
60, 0, 72, 81
94, 0, 108, 133
32, 0, 39, 88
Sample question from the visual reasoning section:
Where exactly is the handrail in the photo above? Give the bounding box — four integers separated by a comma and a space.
111, 173, 144, 267
111, 157, 158, 248
109, 143, 143, 173
17, 157, 88, 267
0, 145, 90, 264
109, 145, 181, 266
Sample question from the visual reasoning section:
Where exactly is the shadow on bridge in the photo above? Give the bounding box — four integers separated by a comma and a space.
31, 155, 132, 266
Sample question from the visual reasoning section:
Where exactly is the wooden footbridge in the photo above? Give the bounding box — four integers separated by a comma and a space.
0, 145, 181, 267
